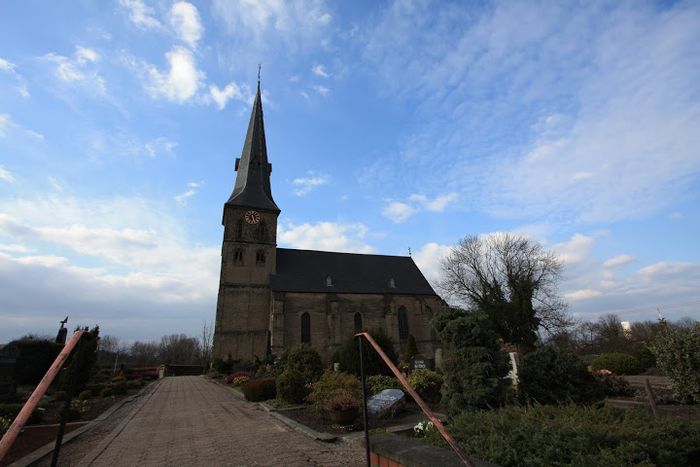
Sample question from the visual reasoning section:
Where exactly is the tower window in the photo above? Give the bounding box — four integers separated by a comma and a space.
353, 312, 363, 333
236, 219, 243, 240
256, 249, 266, 265
234, 248, 243, 264
325, 275, 333, 287
388, 278, 396, 289
398, 306, 409, 340
256, 220, 267, 241
301, 312, 311, 343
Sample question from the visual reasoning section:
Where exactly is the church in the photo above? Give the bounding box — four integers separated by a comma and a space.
212, 82, 444, 364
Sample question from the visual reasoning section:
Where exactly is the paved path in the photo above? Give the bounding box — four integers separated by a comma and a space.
78, 376, 364, 467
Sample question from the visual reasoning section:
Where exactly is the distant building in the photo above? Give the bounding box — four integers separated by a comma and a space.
212, 82, 443, 363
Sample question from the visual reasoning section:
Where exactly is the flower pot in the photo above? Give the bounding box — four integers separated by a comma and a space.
326, 407, 359, 425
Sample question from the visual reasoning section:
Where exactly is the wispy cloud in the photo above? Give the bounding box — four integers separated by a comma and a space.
0, 165, 15, 183
169, 1, 203, 49
313, 85, 329, 97
0, 113, 44, 141
119, 0, 162, 30
44, 46, 106, 94
312, 63, 329, 78
382, 192, 458, 223
208, 82, 250, 109
291, 172, 329, 195
144, 137, 177, 157
174, 181, 201, 205
603, 254, 634, 268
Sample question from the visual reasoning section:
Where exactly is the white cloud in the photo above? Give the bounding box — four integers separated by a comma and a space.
413, 242, 452, 286
144, 137, 177, 157
553, 233, 595, 264
0, 57, 16, 72
0, 113, 44, 141
566, 288, 603, 301
174, 181, 201, 205
169, 2, 203, 49
278, 221, 375, 254
313, 85, 329, 97
382, 201, 415, 224
143, 46, 204, 103
300, 91, 310, 100
382, 192, 458, 223
0, 243, 32, 253
119, 0, 162, 30
44, 46, 106, 94
209, 82, 245, 109
603, 254, 634, 268
291, 172, 329, 195
0, 165, 15, 183
312, 63, 329, 78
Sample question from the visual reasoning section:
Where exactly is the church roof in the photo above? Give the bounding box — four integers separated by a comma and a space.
271, 248, 438, 295
226, 83, 280, 213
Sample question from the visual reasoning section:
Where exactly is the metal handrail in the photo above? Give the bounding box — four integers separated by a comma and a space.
0, 330, 85, 462
355, 332, 472, 467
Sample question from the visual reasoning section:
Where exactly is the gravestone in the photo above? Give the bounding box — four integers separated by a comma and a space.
367, 389, 405, 418
412, 355, 435, 371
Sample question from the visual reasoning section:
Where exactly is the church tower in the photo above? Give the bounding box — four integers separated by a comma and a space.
213, 81, 279, 362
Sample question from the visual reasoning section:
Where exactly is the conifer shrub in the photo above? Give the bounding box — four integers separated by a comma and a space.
649, 321, 700, 403
333, 329, 397, 376
5, 338, 62, 385
366, 375, 399, 395
242, 377, 277, 402
519, 346, 602, 405
590, 353, 643, 375
307, 370, 361, 413
423, 405, 700, 467
276, 369, 307, 404
404, 335, 418, 363
407, 369, 443, 403
279, 344, 323, 383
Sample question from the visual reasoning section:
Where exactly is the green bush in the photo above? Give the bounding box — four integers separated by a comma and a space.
519, 346, 602, 405
404, 334, 418, 362
590, 353, 643, 375
649, 321, 700, 403
593, 373, 634, 397
279, 344, 323, 383
242, 377, 277, 402
431, 308, 509, 415
407, 369, 443, 403
52, 390, 68, 402
85, 383, 105, 397
0, 403, 43, 424
5, 338, 62, 385
424, 405, 700, 467
276, 369, 307, 404
307, 370, 361, 413
100, 387, 114, 398
113, 381, 128, 395
212, 357, 235, 375
333, 329, 398, 376
78, 390, 92, 401
367, 375, 399, 395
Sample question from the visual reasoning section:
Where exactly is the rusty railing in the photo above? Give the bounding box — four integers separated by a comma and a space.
355, 332, 472, 467
0, 330, 85, 463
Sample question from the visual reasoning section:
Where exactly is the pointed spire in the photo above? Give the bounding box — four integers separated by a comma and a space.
226, 78, 280, 213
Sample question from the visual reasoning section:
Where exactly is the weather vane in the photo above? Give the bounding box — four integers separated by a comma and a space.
258, 64, 261, 85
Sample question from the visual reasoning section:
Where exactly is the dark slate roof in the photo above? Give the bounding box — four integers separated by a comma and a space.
271, 248, 437, 295
226, 84, 280, 213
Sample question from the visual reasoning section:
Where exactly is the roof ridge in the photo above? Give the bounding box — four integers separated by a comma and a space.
277, 247, 412, 259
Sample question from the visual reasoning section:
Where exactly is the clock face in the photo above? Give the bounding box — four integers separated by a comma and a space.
244, 210, 261, 224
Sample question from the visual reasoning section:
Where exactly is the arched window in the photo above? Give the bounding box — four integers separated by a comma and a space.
398, 306, 409, 340
353, 312, 363, 333
236, 219, 243, 239
234, 248, 243, 264
301, 312, 311, 343
256, 220, 267, 241
325, 275, 333, 287
256, 249, 266, 265
388, 278, 396, 289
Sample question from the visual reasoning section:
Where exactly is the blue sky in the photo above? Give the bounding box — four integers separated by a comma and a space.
1, 0, 699, 343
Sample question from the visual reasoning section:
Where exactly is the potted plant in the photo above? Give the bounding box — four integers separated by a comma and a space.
323, 390, 360, 425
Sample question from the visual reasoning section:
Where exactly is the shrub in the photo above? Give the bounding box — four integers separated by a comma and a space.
207, 370, 223, 379
100, 387, 114, 398
276, 370, 307, 404
431, 308, 509, 415
367, 375, 399, 395
590, 353, 643, 375
333, 329, 398, 376
232, 376, 249, 386
78, 390, 92, 401
648, 321, 700, 404
212, 357, 235, 375
593, 372, 634, 397
223, 371, 251, 385
519, 346, 601, 405
242, 377, 277, 402
127, 379, 143, 390
113, 381, 128, 395
307, 370, 362, 413
404, 335, 418, 362
407, 369, 443, 403
5, 338, 62, 385
0, 403, 43, 424
85, 383, 105, 397
423, 404, 700, 467
323, 390, 360, 412
279, 344, 323, 383
52, 390, 68, 402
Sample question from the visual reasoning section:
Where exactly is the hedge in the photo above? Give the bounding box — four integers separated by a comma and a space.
590, 353, 643, 375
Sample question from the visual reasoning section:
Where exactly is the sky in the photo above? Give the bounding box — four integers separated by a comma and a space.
1, 0, 699, 343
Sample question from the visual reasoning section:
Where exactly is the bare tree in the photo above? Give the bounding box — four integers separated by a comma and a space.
440, 233, 572, 349
159, 334, 201, 365
129, 340, 160, 367
200, 321, 214, 367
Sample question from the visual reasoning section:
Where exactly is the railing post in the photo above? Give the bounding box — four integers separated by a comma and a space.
357, 336, 371, 467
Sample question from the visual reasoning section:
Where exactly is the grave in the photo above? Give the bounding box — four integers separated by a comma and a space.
367, 389, 405, 418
